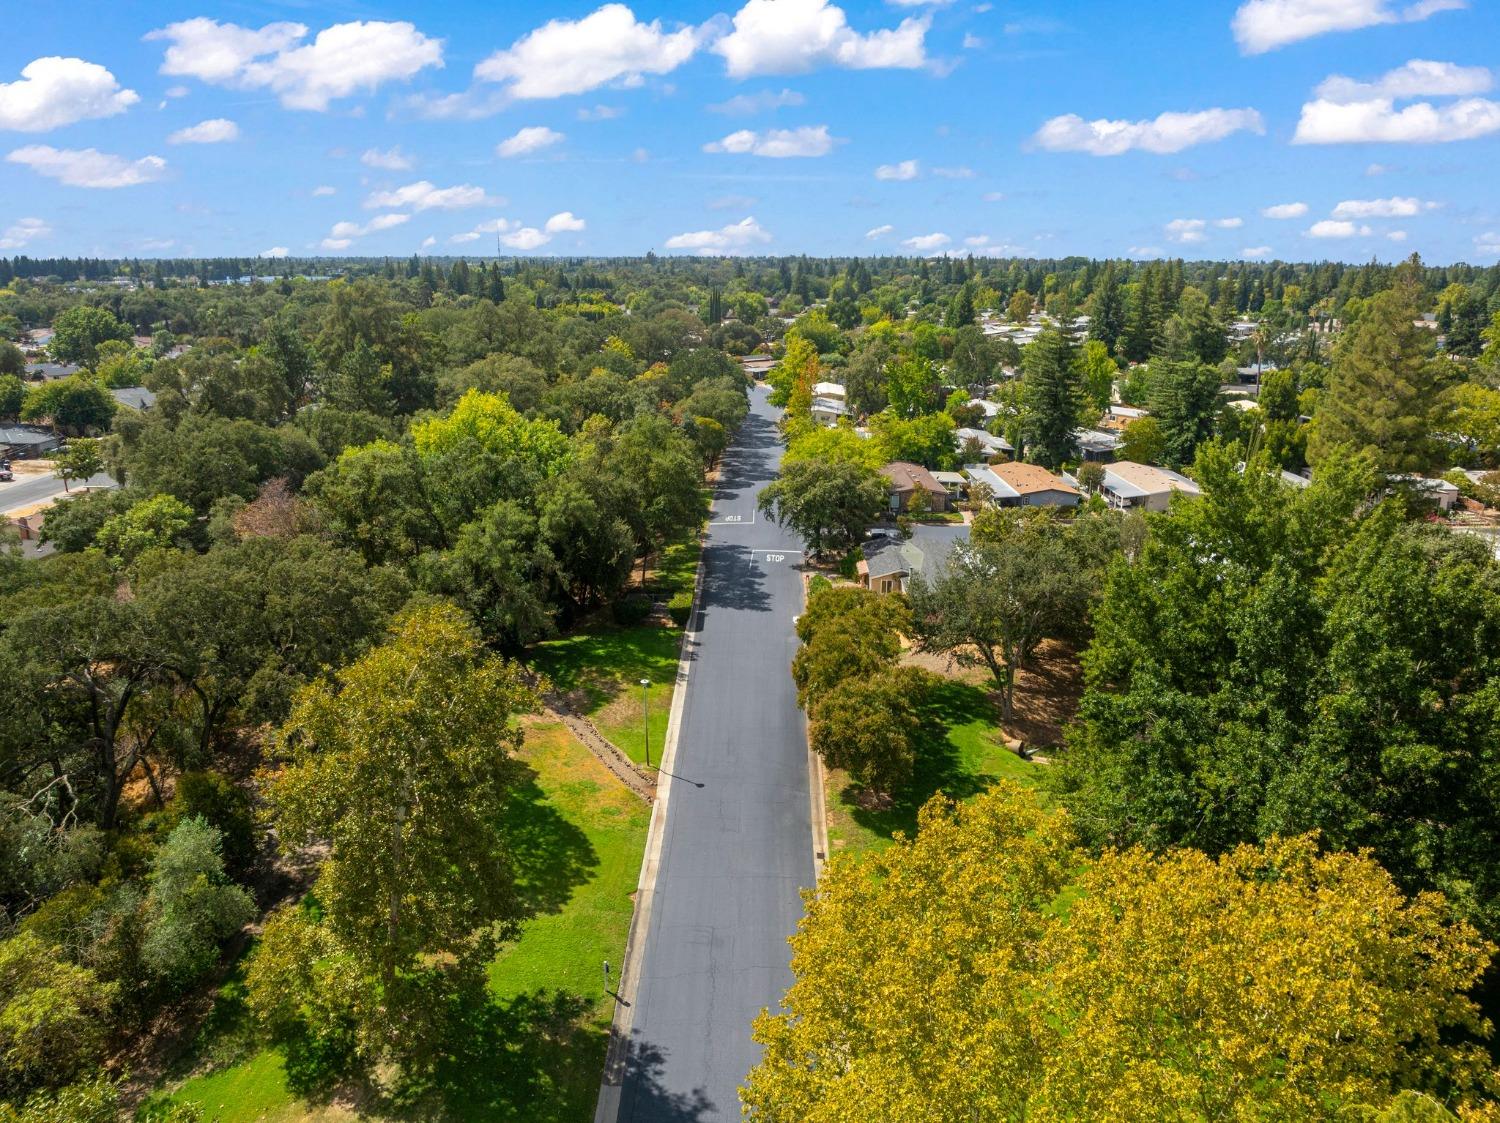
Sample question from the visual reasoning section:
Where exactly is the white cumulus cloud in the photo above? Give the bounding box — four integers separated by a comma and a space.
167, 118, 239, 144
1165, 218, 1208, 243
1474, 232, 1500, 256
312, 184, 336, 196
902, 231, 950, 251
361, 146, 414, 170
1262, 201, 1309, 218
323, 212, 410, 248
1294, 94, 1500, 143
664, 215, 773, 253
497, 125, 565, 157
0, 217, 50, 250
874, 158, 919, 180
501, 226, 552, 250
1215, 217, 1244, 228
545, 211, 586, 233
1331, 195, 1433, 217
365, 181, 501, 210
703, 125, 835, 157
259, 246, 289, 258
1241, 245, 1273, 258
475, 5, 702, 99
1315, 59, 1491, 101
148, 17, 443, 111
714, 0, 929, 77
1232, 0, 1466, 55
1307, 219, 1373, 237
0, 57, 138, 131
6, 145, 167, 188
1033, 107, 1264, 155
865, 224, 895, 239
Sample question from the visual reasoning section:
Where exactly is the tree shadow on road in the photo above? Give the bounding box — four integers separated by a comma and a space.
696, 543, 773, 616
618, 1035, 720, 1122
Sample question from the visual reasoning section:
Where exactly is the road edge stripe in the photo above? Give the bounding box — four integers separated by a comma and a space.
592, 513, 710, 1123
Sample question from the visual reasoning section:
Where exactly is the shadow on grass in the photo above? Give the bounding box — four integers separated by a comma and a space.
499, 761, 600, 924
527, 626, 684, 712
845, 679, 1000, 843
408, 989, 611, 1123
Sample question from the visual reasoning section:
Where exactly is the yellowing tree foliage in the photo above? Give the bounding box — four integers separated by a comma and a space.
743, 785, 1497, 1123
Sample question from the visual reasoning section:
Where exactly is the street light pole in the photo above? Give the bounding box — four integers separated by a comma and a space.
640, 678, 652, 769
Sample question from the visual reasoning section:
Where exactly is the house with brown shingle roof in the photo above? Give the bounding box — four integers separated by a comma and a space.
965, 462, 1079, 508
880, 461, 949, 512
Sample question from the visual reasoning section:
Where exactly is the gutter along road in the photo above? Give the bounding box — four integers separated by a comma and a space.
603, 385, 817, 1123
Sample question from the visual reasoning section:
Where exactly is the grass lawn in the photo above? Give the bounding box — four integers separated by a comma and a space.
645, 521, 704, 600
529, 626, 682, 769
824, 678, 1047, 857
143, 720, 650, 1123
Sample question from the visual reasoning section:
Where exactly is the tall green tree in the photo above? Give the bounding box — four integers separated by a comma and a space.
1021, 329, 1079, 470
1310, 281, 1454, 474
1147, 320, 1222, 469
1058, 443, 1500, 939
48, 306, 131, 368
909, 521, 1103, 722
758, 459, 886, 557
51, 439, 104, 492
266, 604, 537, 1056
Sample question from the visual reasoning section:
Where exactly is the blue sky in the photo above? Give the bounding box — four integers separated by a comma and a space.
3, 0, 1497, 263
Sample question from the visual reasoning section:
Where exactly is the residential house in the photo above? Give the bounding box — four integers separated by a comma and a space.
739, 354, 776, 380
965, 462, 1080, 508
931, 470, 966, 503
954, 427, 1012, 459
810, 381, 848, 427
0, 425, 62, 458
881, 461, 950, 512
1107, 404, 1149, 424
1392, 474, 1460, 511
1098, 460, 1200, 511
1074, 427, 1123, 462
858, 532, 963, 594
110, 386, 157, 411
24, 362, 81, 382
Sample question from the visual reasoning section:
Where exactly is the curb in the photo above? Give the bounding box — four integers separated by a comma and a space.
800, 570, 831, 880
593, 525, 708, 1123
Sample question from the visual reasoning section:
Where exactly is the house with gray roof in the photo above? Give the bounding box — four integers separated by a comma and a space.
858, 532, 964, 595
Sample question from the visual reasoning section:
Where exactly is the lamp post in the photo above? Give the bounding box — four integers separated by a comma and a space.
640, 678, 652, 769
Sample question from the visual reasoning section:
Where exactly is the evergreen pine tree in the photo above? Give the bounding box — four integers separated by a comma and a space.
1309, 280, 1454, 474
1022, 329, 1080, 470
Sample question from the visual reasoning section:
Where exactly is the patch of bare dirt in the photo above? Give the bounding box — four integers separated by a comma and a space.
901, 638, 1084, 748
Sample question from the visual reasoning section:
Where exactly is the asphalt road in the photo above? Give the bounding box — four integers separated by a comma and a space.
614, 385, 815, 1122
0, 469, 114, 514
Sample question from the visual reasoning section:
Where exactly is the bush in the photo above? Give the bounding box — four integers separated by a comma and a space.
611, 593, 653, 626
667, 590, 694, 627
808, 575, 832, 596
0, 1074, 124, 1123
163, 772, 257, 878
